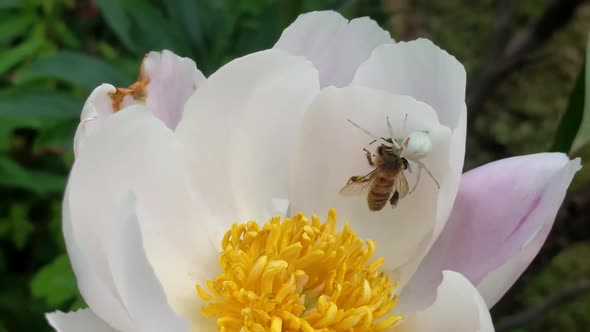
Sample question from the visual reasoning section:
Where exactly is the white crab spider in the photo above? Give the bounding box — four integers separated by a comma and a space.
347, 116, 440, 195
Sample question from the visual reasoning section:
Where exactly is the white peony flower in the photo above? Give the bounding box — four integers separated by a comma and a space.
47, 11, 580, 332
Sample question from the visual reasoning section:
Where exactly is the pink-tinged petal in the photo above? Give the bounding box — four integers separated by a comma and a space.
477, 156, 581, 307
112, 50, 205, 129
397, 271, 493, 332
74, 51, 204, 155
476, 242, 536, 309
400, 153, 581, 310
274, 11, 392, 87
46, 309, 118, 332
142, 50, 205, 128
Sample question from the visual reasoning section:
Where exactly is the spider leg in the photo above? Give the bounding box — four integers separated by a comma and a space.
416, 160, 440, 189
408, 165, 421, 195
386, 116, 403, 150
348, 119, 379, 139
402, 113, 408, 133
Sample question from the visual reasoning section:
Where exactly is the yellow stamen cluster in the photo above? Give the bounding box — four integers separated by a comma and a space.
197, 209, 403, 331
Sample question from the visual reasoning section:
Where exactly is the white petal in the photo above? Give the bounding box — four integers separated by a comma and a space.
397, 271, 493, 332
46, 309, 118, 332
57, 197, 191, 332
352, 39, 467, 282
67, 106, 217, 323
274, 11, 392, 87
352, 38, 466, 129
290, 86, 455, 277
392, 111, 466, 292
176, 50, 319, 243
63, 190, 133, 331
142, 50, 205, 129
74, 84, 116, 156
108, 195, 189, 332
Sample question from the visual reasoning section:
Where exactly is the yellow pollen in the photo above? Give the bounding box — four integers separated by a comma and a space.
196, 209, 403, 331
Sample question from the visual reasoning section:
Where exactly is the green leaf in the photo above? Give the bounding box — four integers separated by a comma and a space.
571, 33, 590, 152
0, 36, 43, 75
95, 0, 190, 56
233, 3, 282, 56
0, 13, 34, 45
35, 120, 77, 152
0, 156, 65, 195
4, 203, 33, 250
162, 0, 204, 50
0, 87, 82, 120
125, 0, 191, 56
568, 143, 590, 192
31, 254, 79, 307
15, 52, 133, 90
519, 243, 590, 331
93, 0, 138, 54
47, 20, 81, 49
555, 33, 590, 153
552, 64, 585, 153
0, 0, 22, 10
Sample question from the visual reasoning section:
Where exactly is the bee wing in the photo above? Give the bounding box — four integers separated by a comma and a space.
395, 170, 410, 200
339, 168, 379, 196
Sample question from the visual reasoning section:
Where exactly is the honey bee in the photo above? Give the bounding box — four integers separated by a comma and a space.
339, 117, 440, 211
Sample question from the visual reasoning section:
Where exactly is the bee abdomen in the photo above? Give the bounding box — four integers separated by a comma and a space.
368, 175, 395, 211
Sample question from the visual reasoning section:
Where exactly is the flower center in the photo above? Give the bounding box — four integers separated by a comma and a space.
196, 209, 403, 331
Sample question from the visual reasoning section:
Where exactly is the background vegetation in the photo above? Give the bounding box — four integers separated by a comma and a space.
0, 0, 588, 331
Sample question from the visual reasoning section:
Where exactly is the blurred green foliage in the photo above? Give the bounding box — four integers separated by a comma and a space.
553, 33, 589, 154
519, 243, 590, 331
0, 1, 588, 331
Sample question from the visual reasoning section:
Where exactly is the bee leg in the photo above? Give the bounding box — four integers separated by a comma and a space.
390, 190, 400, 208
363, 148, 375, 166
402, 157, 412, 173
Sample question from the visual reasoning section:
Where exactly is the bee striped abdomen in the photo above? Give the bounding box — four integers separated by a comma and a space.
368, 172, 396, 211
